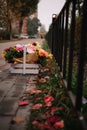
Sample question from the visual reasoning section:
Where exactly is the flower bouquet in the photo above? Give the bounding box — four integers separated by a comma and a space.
1, 42, 53, 66
1, 45, 23, 63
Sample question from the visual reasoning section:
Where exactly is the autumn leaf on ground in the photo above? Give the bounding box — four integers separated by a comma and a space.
12, 117, 25, 124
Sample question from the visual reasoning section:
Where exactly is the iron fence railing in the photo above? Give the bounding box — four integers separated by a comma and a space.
46, 0, 87, 129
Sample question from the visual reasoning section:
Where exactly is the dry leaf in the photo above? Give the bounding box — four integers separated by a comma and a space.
12, 117, 25, 124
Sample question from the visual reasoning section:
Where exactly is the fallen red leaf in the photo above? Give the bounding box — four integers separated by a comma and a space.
18, 101, 29, 106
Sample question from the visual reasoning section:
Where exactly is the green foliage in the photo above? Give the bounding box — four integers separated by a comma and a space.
41, 41, 50, 51
4, 47, 23, 62
74, 16, 82, 50
38, 56, 48, 67
12, 28, 19, 35
0, 0, 40, 37
27, 17, 41, 35
7, 0, 39, 18
0, 30, 10, 40
64, 117, 82, 130
39, 24, 46, 33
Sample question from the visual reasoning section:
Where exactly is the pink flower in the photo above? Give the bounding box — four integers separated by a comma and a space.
44, 95, 54, 107
54, 120, 64, 129
39, 49, 47, 57
44, 95, 54, 103
32, 120, 39, 125
45, 102, 52, 107
16, 46, 23, 51
16, 44, 23, 51
4, 47, 10, 51
39, 78, 46, 83
32, 103, 42, 109
27, 44, 36, 53
28, 88, 42, 94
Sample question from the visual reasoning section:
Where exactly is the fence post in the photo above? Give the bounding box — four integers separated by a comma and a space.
52, 14, 57, 54
67, 0, 76, 90
63, 1, 69, 79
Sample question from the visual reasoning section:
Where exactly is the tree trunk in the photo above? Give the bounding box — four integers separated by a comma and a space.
7, 19, 12, 40
9, 20, 12, 40
19, 19, 23, 37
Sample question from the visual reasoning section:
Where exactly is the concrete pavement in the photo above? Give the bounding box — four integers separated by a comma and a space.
0, 69, 38, 130
0, 58, 10, 72
0, 38, 43, 130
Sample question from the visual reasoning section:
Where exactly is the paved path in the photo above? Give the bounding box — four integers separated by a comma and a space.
0, 38, 44, 130
0, 69, 38, 130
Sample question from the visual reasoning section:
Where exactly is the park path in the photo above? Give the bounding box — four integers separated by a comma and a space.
0, 38, 43, 130
0, 69, 37, 130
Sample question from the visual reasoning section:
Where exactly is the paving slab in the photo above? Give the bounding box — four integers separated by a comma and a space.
0, 70, 38, 130
0, 98, 18, 116
7, 84, 26, 98
10, 104, 32, 130
0, 116, 12, 130
0, 80, 16, 102
0, 70, 10, 81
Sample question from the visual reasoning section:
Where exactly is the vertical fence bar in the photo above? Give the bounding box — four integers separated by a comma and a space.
55, 20, 58, 61
56, 19, 59, 63
52, 14, 56, 54
63, 1, 69, 79
58, 16, 61, 67
76, 0, 87, 111
67, 0, 76, 90
54, 21, 57, 57
56, 18, 59, 63
60, 11, 64, 72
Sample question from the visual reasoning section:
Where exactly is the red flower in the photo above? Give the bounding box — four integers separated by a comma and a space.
54, 120, 64, 129
45, 111, 50, 118
49, 115, 60, 124
32, 103, 42, 109
50, 107, 64, 115
44, 123, 53, 130
44, 95, 54, 103
45, 102, 52, 107
32, 120, 44, 129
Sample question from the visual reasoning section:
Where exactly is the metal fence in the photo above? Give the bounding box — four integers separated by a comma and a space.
46, 0, 87, 129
